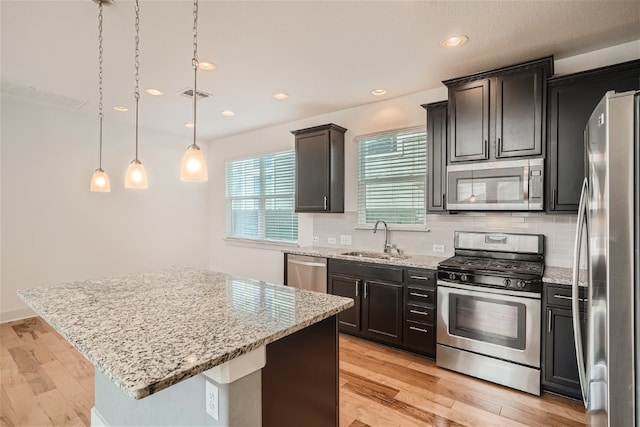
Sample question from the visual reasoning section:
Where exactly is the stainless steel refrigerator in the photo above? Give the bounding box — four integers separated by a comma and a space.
572, 90, 639, 426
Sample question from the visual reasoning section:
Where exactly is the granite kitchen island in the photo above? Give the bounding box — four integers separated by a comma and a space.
18, 268, 353, 427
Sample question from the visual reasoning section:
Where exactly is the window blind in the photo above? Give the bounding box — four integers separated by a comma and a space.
225, 151, 298, 243
357, 126, 427, 226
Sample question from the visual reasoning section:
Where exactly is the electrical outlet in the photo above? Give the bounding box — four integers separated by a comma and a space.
327, 237, 337, 244
312, 235, 319, 243
340, 235, 352, 245
433, 244, 445, 253
205, 381, 219, 420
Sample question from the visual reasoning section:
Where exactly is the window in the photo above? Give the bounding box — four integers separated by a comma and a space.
357, 126, 427, 226
226, 151, 297, 243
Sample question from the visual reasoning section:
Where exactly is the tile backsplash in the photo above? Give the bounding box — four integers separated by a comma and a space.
312, 211, 578, 268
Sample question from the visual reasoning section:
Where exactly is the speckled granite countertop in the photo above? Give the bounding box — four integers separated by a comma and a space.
285, 247, 585, 286
18, 268, 353, 400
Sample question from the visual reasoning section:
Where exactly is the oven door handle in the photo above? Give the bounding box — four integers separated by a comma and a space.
571, 177, 588, 407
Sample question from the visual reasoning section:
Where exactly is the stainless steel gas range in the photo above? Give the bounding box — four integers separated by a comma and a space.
436, 231, 544, 395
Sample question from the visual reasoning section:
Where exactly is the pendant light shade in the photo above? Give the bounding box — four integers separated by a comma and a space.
90, 1, 111, 193
91, 168, 111, 192
180, 0, 208, 182
126, 0, 148, 189
125, 159, 148, 188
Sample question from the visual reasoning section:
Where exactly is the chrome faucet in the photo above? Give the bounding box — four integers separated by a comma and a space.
373, 220, 391, 254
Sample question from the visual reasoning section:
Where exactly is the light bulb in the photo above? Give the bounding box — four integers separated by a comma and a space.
90, 168, 111, 192
469, 194, 477, 203
125, 160, 148, 189
181, 144, 208, 181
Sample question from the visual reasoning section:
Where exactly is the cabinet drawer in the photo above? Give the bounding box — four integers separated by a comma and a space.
404, 321, 436, 356
406, 286, 435, 305
406, 269, 436, 286
545, 284, 586, 309
406, 303, 435, 323
328, 259, 403, 283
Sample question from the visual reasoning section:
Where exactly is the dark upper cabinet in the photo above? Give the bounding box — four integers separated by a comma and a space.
443, 57, 552, 163
423, 101, 448, 212
547, 60, 640, 212
292, 123, 346, 213
448, 79, 490, 162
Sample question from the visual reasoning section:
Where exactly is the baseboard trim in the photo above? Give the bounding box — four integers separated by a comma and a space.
0, 307, 36, 323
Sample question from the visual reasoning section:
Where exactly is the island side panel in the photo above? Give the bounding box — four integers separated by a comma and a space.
262, 315, 339, 427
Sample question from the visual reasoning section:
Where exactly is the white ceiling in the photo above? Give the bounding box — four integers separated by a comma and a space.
2, 1, 639, 141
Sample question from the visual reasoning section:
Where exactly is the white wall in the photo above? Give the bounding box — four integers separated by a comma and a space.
0, 96, 209, 321
208, 41, 639, 281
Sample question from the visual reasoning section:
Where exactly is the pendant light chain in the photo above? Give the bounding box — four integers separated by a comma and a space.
134, 0, 140, 160
192, 0, 199, 147
98, 1, 104, 169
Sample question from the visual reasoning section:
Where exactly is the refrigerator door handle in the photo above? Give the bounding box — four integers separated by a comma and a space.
571, 177, 589, 407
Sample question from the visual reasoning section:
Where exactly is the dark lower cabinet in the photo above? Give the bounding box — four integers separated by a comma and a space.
328, 275, 361, 333
542, 283, 586, 400
327, 259, 437, 357
547, 59, 640, 212
361, 280, 403, 344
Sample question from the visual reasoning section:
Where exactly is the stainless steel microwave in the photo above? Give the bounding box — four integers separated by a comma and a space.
446, 158, 544, 211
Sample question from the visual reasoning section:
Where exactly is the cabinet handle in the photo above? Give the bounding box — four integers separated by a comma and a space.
409, 326, 429, 333
409, 309, 429, 316
409, 292, 430, 298
323, 196, 328, 210
442, 194, 446, 209
551, 188, 556, 209
364, 281, 368, 299
554, 294, 587, 302
355, 280, 359, 297
548, 309, 552, 333
410, 275, 432, 281
484, 139, 488, 156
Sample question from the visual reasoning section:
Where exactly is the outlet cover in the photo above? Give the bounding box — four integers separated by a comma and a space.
327, 237, 337, 244
206, 381, 219, 420
433, 244, 445, 253
340, 235, 352, 245
312, 236, 319, 243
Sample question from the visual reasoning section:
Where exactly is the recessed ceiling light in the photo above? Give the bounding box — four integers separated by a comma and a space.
442, 35, 469, 48
184, 122, 194, 128
114, 106, 128, 112
273, 92, 289, 100
198, 61, 216, 71
145, 88, 164, 96
371, 89, 387, 96
221, 110, 235, 117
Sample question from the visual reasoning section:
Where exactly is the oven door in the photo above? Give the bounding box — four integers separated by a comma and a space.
437, 282, 541, 368
446, 159, 543, 211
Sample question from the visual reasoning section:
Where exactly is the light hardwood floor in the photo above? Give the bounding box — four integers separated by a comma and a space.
1, 317, 586, 427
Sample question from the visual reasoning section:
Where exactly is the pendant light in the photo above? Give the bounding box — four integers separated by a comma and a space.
90, 0, 111, 192
125, 0, 149, 189
180, 0, 208, 181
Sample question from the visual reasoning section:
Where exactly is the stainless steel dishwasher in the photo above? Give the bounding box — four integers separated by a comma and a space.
286, 254, 327, 293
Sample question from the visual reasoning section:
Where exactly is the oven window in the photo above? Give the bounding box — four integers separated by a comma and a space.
449, 293, 526, 350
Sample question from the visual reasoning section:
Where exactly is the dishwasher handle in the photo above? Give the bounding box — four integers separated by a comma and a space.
287, 259, 327, 268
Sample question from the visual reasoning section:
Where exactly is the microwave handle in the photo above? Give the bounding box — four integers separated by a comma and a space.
523, 165, 530, 203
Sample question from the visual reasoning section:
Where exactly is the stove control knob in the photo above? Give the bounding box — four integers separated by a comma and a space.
503, 278, 512, 287
448, 272, 456, 281
460, 274, 468, 282
517, 280, 526, 289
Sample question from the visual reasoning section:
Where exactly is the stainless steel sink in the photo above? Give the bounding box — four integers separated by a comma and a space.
340, 251, 408, 260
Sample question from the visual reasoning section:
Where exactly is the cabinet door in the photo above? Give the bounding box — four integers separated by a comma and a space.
362, 280, 403, 345
295, 130, 329, 212
328, 275, 361, 333
547, 61, 640, 212
449, 79, 490, 162
543, 306, 585, 400
425, 102, 448, 212
496, 68, 544, 158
